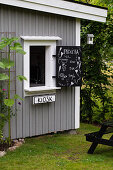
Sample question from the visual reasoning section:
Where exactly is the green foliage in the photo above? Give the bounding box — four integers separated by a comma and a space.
0, 58, 14, 69
10, 42, 26, 54
80, 0, 113, 124
4, 99, 15, 107
0, 73, 9, 80
0, 62, 6, 69
14, 94, 24, 101
0, 88, 8, 143
0, 37, 26, 145
0, 37, 19, 49
17, 75, 27, 81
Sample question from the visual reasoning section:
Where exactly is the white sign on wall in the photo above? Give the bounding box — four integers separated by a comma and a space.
33, 94, 56, 104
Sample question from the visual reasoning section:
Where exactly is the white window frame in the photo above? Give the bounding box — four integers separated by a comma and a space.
21, 36, 62, 96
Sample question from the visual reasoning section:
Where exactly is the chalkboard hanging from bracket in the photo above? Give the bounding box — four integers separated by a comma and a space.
56, 46, 82, 87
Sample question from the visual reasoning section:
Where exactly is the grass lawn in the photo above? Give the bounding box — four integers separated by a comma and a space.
0, 123, 113, 170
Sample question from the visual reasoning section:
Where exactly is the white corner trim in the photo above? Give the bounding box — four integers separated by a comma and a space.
75, 19, 80, 129
0, 0, 107, 22
21, 36, 62, 41
75, 86, 80, 129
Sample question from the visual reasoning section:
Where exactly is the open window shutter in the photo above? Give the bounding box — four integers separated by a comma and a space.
56, 46, 82, 87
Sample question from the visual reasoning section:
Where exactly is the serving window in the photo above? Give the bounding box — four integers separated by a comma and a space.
30, 46, 45, 87
21, 36, 62, 96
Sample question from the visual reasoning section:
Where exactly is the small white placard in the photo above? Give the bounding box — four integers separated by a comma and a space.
33, 94, 56, 104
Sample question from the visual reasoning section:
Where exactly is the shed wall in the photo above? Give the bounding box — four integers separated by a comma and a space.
0, 4, 77, 139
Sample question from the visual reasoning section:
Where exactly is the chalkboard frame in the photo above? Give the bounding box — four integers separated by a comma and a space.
56, 46, 82, 87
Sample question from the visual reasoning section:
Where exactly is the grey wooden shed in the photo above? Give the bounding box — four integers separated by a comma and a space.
0, 0, 107, 139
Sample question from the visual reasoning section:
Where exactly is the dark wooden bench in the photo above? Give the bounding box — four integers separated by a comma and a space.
85, 121, 113, 154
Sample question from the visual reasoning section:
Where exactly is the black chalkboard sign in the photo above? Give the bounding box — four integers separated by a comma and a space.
56, 46, 82, 87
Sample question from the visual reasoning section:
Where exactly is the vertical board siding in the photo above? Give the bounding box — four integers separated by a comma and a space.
42, 103, 49, 134
0, 5, 77, 139
29, 97, 36, 136
61, 88, 67, 130
36, 104, 43, 135
16, 8, 24, 138
48, 102, 55, 133
55, 90, 61, 132
67, 87, 72, 130
9, 7, 17, 139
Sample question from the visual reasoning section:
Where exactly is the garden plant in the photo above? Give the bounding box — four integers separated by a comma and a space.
0, 88, 8, 144
0, 37, 26, 145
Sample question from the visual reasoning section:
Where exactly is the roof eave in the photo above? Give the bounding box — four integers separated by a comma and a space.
0, 0, 107, 22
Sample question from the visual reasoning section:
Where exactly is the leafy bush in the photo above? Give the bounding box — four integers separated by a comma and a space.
80, 0, 113, 124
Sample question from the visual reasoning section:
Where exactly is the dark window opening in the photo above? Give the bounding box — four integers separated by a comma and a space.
30, 46, 45, 87
90, 37, 92, 41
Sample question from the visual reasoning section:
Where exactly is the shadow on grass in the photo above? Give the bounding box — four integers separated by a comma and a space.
89, 146, 113, 158
95, 147, 113, 153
